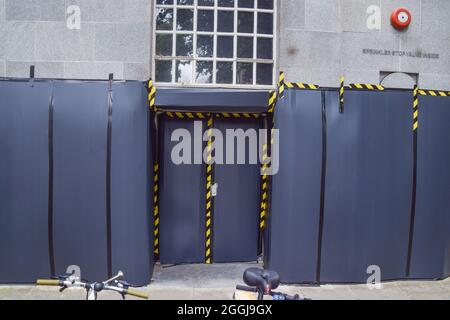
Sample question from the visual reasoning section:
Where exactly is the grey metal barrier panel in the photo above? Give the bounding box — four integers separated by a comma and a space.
266, 89, 323, 283
410, 96, 450, 280
52, 82, 109, 280
213, 118, 262, 263
110, 82, 153, 285
159, 117, 206, 264
0, 81, 52, 283
321, 90, 413, 283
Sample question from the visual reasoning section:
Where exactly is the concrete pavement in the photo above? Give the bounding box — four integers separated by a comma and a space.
0, 263, 449, 300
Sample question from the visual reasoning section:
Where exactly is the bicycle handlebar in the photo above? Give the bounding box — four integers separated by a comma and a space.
126, 289, 149, 300
36, 279, 61, 286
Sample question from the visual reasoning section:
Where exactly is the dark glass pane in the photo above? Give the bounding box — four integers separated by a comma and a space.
156, 34, 173, 56
257, 0, 273, 9
177, 0, 193, 5
237, 37, 253, 58
238, 12, 254, 33
257, 38, 272, 59
218, 11, 234, 32
257, 12, 273, 34
156, 0, 173, 4
217, 36, 234, 58
176, 60, 193, 83
218, 0, 234, 7
177, 9, 194, 30
216, 62, 233, 84
155, 60, 172, 82
156, 8, 173, 31
197, 35, 214, 57
238, 0, 254, 8
237, 62, 253, 84
198, 10, 214, 32
198, 0, 214, 6
196, 61, 213, 83
176, 34, 193, 56
256, 63, 273, 85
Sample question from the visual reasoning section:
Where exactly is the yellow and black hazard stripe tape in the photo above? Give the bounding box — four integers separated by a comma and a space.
153, 163, 160, 259
147, 79, 156, 111
259, 163, 269, 230
164, 111, 208, 119
417, 90, 450, 97
205, 115, 214, 264
413, 86, 419, 132
268, 90, 277, 113
339, 76, 345, 113
348, 83, 385, 91
278, 72, 286, 99
163, 111, 261, 119
285, 82, 319, 90
217, 112, 261, 119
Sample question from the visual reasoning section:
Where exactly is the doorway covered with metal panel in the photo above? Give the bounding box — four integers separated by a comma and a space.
154, 88, 269, 265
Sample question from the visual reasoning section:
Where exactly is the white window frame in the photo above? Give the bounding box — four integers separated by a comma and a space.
152, 0, 277, 89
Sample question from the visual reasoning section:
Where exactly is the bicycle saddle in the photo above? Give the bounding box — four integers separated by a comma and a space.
243, 268, 280, 293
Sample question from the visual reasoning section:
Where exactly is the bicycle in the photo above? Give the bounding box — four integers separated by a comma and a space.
234, 268, 310, 301
37, 271, 148, 300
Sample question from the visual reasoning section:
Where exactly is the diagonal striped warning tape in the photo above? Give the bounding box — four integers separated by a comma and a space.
413, 86, 419, 132
285, 82, 319, 90
163, 111, 261, 119
348, 83, 385, 91
339, 76, 345, 113
259, 162, 269, 231
205, 115, 214, 265
164, 111, 207, 119
268, 90, 277, 113
148, 79, 156, 111
153, 162, 160, 259
278, 72, 286, 98
218, 112, 261, 119
417, 90, 450, 97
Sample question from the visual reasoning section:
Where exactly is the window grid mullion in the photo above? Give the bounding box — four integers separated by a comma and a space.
193, 0, 198, 84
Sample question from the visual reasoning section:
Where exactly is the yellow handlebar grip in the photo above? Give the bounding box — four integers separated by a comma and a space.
36, 279, 60, 286
126, 289, 149, 300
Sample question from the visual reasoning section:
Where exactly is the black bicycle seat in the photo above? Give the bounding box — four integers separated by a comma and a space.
243, 268, 280, 292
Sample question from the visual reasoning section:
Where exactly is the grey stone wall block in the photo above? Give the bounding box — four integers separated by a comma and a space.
65, 0, 125, 23
280, 0, 306, 31
0, 61, 5, 76
6, 61, 64, 78
380, 0, 421, 35
125, 0, 152, 23
399, 36, 450, 74
35, 22, 95, 61
421, 0, 450, 40
305, 0, 341, 32
419, 73, 450, 91
0, 0, 5, 22
341, 31, 400, 71
342, 0, 381, 33
40, 0, 65, 21
282, 65, 341, 87
64, 61, 124, 79
95, 23, 150, 63
5, 0, 40, 21
343, 69, 380, 85
0, 21, 36, 60
124, 62, 150, 81
280, 31, 342, 71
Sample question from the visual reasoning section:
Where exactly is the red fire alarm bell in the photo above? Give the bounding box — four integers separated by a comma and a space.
391, 8, 412, 30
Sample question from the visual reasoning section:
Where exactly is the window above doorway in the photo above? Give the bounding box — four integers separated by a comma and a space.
153, 0, 277, 88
